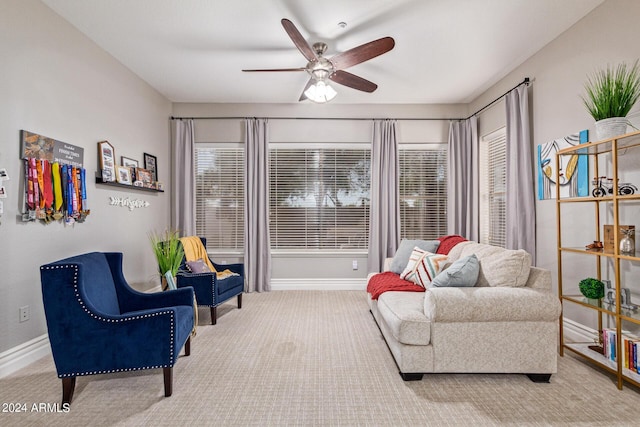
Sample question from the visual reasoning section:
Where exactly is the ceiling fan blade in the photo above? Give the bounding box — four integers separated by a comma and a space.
329, 37, 395, 70
298, 79, 316, 101
281, 18, 317, 62
329, 70, 377, 93
242, 68, 306, 72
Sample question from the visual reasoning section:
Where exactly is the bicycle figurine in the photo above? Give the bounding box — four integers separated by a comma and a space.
591, 176, 638, 197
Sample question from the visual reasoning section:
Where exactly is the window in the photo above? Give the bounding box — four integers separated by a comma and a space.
399, 146, 448, 239
269, 147, 370, 250
479, 128, 507, 247
195, 145, 244, 251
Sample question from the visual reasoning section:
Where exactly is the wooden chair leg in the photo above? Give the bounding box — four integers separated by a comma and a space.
163, 367, 173, 397
62, 377, 76, 405
210, 306, 217, 325
184, 336, 191, 356
237, 293, 243, 309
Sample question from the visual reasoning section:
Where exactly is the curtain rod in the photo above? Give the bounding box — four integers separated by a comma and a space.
464, 77, 530, 120
170, 116, 464, 121
170, 77, 530, 123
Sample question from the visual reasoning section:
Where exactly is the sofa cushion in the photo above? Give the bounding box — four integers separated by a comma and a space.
431, 254, 479, 287
448, 241, 531, 287
389, 239, 440, 274
400, 248, 448, 288
377, 291, 431, 345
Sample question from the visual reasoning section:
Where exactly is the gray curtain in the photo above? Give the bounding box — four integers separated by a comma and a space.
244, 118, 271, 292
367, 119, 400, 273
505, 85, 536, 263
171, 119, 195, 236
447, 116, 479, 241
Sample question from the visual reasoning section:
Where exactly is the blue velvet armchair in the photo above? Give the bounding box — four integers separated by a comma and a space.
40, 252, 194, 405
176, 237, 244, 325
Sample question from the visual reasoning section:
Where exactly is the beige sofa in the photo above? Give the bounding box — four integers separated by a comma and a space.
367, 241, 562, 382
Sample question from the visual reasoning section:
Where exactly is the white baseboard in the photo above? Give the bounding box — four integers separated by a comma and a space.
563, 317, 598, 343
0, 334, 50, 379
271, 278, 367, 291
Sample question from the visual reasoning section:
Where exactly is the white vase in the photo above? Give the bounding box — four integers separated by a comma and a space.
595, 117, 628, 141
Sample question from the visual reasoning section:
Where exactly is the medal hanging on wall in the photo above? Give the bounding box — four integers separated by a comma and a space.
22, 158, 90, 225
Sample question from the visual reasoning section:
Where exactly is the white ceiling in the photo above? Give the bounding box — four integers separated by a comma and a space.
41, 0, 604, 104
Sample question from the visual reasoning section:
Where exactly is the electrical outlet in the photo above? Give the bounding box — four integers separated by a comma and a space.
352, 260, 358, 270
19, 305, 29, 323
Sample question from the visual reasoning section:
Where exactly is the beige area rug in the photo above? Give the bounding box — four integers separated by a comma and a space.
1, 290, 639, 426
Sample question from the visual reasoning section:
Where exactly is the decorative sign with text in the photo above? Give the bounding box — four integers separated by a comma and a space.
20, 130, 84, 167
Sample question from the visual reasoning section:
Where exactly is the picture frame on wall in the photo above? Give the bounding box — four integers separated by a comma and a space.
98, 140, 116, 182
143, 153, 157, 182
116, 166, 132, 185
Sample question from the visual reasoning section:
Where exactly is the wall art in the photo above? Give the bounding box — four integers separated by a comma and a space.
537, 129, 589, 200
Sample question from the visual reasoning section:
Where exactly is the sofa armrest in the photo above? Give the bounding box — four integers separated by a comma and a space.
424, 287, 561, 323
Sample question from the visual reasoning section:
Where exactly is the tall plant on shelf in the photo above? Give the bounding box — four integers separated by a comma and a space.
149, 229, 184, 291
581, 60, 640, 140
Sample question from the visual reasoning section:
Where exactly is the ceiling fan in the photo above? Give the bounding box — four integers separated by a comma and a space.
242, 19, 395, 102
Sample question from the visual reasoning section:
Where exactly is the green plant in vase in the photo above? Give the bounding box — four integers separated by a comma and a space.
149, 229, 184, 291
581, 60, 640, 140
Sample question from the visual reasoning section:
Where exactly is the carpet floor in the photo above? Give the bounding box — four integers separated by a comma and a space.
1, 290, 639, 426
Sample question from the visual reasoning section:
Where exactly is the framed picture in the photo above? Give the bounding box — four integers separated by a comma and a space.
98, 141, 116, 182
121, 156, 138, 168
136, 167, 152, 185
143, 153, 157, 182
116, 166, 132, 185
0, 168, 8, 180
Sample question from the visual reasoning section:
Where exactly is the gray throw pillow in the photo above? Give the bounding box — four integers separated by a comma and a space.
389, 239, 440, 274
431, 254, 479, 287
186, 258, 211, 274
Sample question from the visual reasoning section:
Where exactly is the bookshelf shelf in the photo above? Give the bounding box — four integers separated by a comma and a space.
556, 131, 640, 391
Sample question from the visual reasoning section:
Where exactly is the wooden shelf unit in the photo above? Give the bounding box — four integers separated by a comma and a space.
556, 130, 640, 390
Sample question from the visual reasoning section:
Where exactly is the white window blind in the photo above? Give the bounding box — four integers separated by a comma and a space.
194, 146, 244, 251
399, 146, 448, 239
479, 128, 507, 247
269, 147, 370, 250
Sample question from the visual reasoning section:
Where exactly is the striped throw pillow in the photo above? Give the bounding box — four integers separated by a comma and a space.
400, 247, 448, 288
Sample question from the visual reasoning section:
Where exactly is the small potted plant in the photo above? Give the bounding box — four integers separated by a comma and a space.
581, 60, 640, 140
579, 277, 605, 300
149, 229, 184, 291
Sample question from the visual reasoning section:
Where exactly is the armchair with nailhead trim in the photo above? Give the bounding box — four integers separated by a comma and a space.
40, 252, 194, 405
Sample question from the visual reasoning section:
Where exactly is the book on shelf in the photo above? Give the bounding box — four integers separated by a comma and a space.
601, 328, 640, 373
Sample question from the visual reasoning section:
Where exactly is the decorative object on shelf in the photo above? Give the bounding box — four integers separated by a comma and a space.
116, 166, 132, 185
121, 156, 138, 181
579, 277, 605, 300
604, 224, 635, 253
149, 229, 184, 291
591, 176, 637, 197
581, 60, 640, 140
604, 280, 639, 310
620, 228, 636, 255
143, 153, 157, 182
98, 140, 116, 182
585, 240, 603, 251
136, 167, 152, 187
537, 130, 589, 199
108, 196, 150, 211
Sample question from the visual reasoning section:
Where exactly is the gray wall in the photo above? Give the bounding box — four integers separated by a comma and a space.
0, 0, 172, 353
469, 0, 640, 328
172, 103, 467, 286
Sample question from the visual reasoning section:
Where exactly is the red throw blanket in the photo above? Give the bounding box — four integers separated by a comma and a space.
367, 272, 425, 300
437, 234, 468, 255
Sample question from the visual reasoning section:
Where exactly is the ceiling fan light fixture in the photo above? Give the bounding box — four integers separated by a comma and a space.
304, 80, 337, 103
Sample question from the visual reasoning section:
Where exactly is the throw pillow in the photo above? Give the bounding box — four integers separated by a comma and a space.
390, 239, 440, 274
400, 247, 448, 288
431, 254, 479, 287
186, 258, 211, 273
